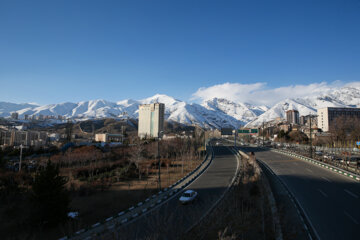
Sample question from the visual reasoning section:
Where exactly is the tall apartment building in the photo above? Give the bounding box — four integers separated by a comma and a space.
11, 112, 19, 120
138, 103, 165, 139
317, 107, 360, 132
286, 110, 299, 125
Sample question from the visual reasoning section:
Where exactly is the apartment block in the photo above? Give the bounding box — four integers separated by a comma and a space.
317, 107, 360, 132
11, 112, 19, 120
138, 103, 165, 139
95, 133, 123, 143
286, 110, 299, 124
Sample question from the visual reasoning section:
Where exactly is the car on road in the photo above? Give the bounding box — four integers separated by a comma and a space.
315, 151, 323, 156
179, 190, 198, 204
347, 156, 360, 166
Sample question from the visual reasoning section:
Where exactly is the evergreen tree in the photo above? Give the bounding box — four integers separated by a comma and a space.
32, 160, 69, 226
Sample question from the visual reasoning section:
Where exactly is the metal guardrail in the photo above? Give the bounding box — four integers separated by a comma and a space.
60, 145, 215, 240
271, 149, 360, 182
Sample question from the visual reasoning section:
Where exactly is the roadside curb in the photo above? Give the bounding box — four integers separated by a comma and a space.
271, 149, 360, 182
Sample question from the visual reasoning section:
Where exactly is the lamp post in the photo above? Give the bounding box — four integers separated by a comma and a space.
263, 122, 265, 147
157, 131, 163, 190
234, 128, 237, 148
19, 144, 23, 172
309, 114, 317, 158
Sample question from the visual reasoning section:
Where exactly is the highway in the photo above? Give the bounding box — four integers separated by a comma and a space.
104, 144, 239, 240
241, 147, 360, 240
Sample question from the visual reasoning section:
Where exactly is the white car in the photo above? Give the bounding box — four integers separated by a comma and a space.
179, 190, 198, 204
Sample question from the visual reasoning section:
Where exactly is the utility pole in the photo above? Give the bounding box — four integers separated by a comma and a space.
19, 144, 23, 172
204, 129, 206, 151
66, 119, 73, 143
262, 122, 265, 147
234, 128, 236, 148
309, 114, 313, 158
157, 131, 163, 190
157, 138, 161, 190
121, 125, 126, 143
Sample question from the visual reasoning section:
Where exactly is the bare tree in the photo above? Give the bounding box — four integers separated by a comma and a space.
130, 140, 145, 180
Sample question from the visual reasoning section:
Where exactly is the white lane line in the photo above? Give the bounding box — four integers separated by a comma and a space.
293, 162, 299, 166
344, 211, 359, 225
344, 189, 359, 199
321, 176, 332, 182
317, 189, 328, 198
306, 168, 313, 173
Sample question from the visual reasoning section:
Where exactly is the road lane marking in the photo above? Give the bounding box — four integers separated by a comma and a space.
344, 189, 359, 199
293, 162, 299, 166
317, 189, 328, 198
306, 168, 313, 173
344, 211, 359, 225
321, 176, 332, 182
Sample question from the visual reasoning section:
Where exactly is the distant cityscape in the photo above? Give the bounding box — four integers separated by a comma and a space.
2, 103, 360, 150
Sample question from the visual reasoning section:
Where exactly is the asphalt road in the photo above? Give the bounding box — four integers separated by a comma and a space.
242, 147, 360, 240
108, 143, 239, 240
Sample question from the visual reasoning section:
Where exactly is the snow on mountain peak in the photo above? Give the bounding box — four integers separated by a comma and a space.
141, 94, 180, 106
2, 86, 360, 128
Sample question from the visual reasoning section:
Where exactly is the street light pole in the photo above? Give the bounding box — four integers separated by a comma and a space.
157, 131, 163, 190
309, 114, 313, 158
19, 144, 23, 172
234, 128, 236, 148
263, 122, 265, 147
204, 129, 206, 151
157, 138, 161, 190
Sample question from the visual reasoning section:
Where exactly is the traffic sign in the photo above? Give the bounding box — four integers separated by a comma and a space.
238, 129, 258, 134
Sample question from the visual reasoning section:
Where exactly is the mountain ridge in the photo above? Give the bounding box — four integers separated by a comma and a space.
1, 86, 360, 128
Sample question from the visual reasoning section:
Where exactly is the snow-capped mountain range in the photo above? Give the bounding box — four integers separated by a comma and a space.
1, 86, 360, 128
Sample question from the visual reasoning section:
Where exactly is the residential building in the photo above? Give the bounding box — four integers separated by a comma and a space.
300, 115, 317, 127
300, 116, 306, 125
95, 133, 123, 143
286, 110, 299, 124
1, 129, 48, 147
138, 103, 165, 139
317, 107, 360, 132
279, 124, 291, 132
0, 130, 11, 146
11, 112, 19, 120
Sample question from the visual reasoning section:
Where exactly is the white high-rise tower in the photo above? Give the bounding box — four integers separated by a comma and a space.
138, 103, 165, 139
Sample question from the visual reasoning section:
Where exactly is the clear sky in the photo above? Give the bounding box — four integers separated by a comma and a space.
1, 0, 360, 105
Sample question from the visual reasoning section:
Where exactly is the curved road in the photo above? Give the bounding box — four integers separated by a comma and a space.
102, 143, 239, 240
242, 147, 360, 240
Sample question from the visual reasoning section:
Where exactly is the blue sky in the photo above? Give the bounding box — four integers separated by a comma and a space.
1, 0, 360, 105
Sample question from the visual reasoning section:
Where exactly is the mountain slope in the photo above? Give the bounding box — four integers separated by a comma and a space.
1, 85, 360, 128
202, 98, 267, 125
0, 102, 39, 117
246, 86, 360, 127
